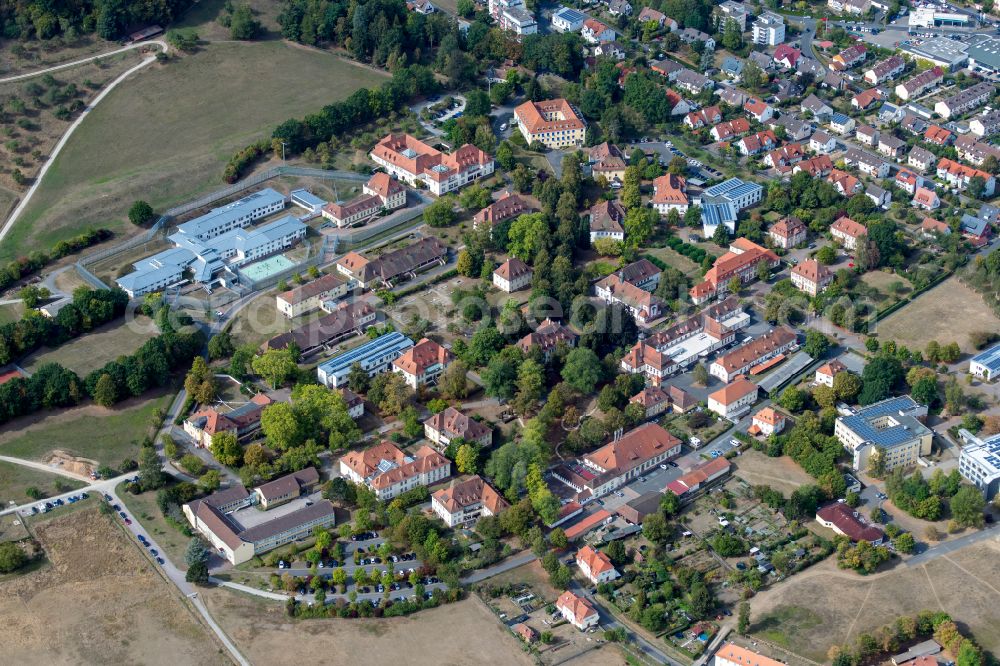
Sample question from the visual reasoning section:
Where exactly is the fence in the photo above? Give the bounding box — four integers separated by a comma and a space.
74, 165, 376, 290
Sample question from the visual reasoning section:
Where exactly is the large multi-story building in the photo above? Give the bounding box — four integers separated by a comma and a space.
752, 12, 785, 46
835, 396, 932, 471
576, 545, 620, 584
698, 177, 764, 238
936, 158, 996, 197
513, 99, 586, 149
316, 331, 415, 388
431, 475, 509, 526
335, 236, 448, 289
517, 318, 578, 360
182, 476, 336, 565
790, 259, 833, 296
321, 173, 407, 228
768, 216, 807, 249
369, 134, 493, 196
264, 300, 376, 355
707, 376, 759, 419
958, 432, 1000, 500
594, 273, 665, 325
689, 238, 779, 305
340, 441, 451, 500
709, 326, 798, 382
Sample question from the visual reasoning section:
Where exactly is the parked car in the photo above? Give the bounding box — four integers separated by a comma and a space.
156, 557, 165, 565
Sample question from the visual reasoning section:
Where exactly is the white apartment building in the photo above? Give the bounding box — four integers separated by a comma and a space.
708, 376, 759, 419
835, 396, 932, 471
752, 13, 785, 46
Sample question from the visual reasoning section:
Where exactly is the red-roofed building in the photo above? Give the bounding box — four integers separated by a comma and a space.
816, 502, 885, 544
924, 125, 953, 146
750, 406, 786, 436
474, 192, 533, 229
688, 238, 780, 304
493, 257, 533, 292
936, 158, 996, 197
369, 134, 494, 196
556, 590, 599, 629
744, 98, 775, 123
710, 118, 751, 142
791, 259, 832, 296
563, 509, 612, 540
340, 441, 451, 500
665, 457, 731, 497
710, 327, 798, 383
576, 545, 620, 584
773, 44, 801, 68
793, 154, 834, 178
184, 394, 273, 448
912, 187, 940, 211
392, 338, 453, 388
831, 216, 867, 250
514, 99, 587, 148
431, 475, 508, 526
651, 173, 689, 214
768, 216, 807, 249
815, 359, 847, 387
575, 423, 682, 497
629, 386, 671, 420
708, 376, 759, 418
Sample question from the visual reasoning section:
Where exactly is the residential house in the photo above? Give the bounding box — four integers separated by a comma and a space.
514, 99, 586, 149
556, 591, 599, 630
844, 148, 889, 178
588, 200, 626, 243
764, 143, 805, 169
576, 545, 620, 584
895, 169, 924, 195
768, 216, 807, 249
340, 441, 451, 500
877, 134, 906, 159
637, 6, 670, 27
896, 66, 944, 100
615, 258, 661, 291
721, 56, 745, 80
808, 130, 837, 154
864, 55, 905, 85
829, 112, 856, 135
581, 18, 615, 43
709, 326, 798, 382
392, 337, 453, 388
432, 475, 508, 527
970, 109, 1000, 137
684, 106, 722, 129
339, 387, 365, 419
855, 124, 879, 147
866, 183, 891, 209
517, 318, 578, 360
801, 93, 833, 119
551, 6, 587, 32
955, 135, 1000, 167
908, 146, 936, 172
370, 134, 493, 196
716, 86, 750, 108
912, 187, 940, 211
925, 125, 953, 147
794, 154, 834, 177
651, 174, 689, 214
831, 44, 867, 71
493, 257, 533, 292
852, 87, 883, 111
708, 376, 760, 419
773, 44, 801, 69
591, 152, 628, 183
650, 58, 683, 78
679, 27, 715, 50
620, 342, 675, 385
791, 259, 833, 296
750, 406, 786, 436
736, 130, 777, 156
937, 158, 996, 197
769, 115, 813, 141
960, 213, 992, 247
595, 41, 625, 60
935, 81, 993, 119
711, 118, 751, 142
828, 169, 863, 197
831, 216, 868, 250
815, 359, 846, 386
424, 407, 492, 448
921, 217, 951, 238
744, 98, 775, 123
674, 69, 714, 94
901, 113, 929, 135
607, 0, 632, 16
878, 102, 906, 123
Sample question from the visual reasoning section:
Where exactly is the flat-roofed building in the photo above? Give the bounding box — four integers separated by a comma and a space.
835, 395, 931, 471
958, 432, 1000, 500
970, 341, 1000, 381
316, 331, 414, 388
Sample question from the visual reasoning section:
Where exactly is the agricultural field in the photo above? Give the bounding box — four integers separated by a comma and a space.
0, 390, 172, 466
878, 277, 999, 354
0, 49, 146, 193
2, 41, 386, 263
0, 461, 85, 507
733, 451, 814, 498
201, 590, 532, 666
749, 540, 1000, 662
0, 506, 227, 665
22, 319, 159, 376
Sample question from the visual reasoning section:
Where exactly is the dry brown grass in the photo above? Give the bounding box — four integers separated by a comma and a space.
878, 277, 1000, 353
0, 506, 227, 666
202, 590, 533, 666
22, 318, 159, 375
749, 541, 1000, 662
733, 450, 814, 497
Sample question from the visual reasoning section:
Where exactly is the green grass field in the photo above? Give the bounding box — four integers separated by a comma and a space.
22, 318, 159, 375
1, 41, 386, 263
0, 302, 25, 325
117, 482, 192, 565
0, 461, 85, 506
0, 390, 172, 465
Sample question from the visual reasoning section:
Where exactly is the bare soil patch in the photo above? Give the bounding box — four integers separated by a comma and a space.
202, 590, 532, 666
0, 506, 227, 666
879, 277, 999, 354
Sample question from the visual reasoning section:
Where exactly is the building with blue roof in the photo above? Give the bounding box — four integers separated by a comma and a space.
700, 178, 762, 237
970, 341, 1000, 381
176, 188, 286, 241
290, 189, 328, 214
958, 431, 1000, 500
552, 6, 587, 31
117, 213, 308, 297
317, 332, 415, 388
835, 395, 932, 471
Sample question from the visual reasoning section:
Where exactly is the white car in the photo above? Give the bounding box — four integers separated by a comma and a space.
500, 123, 508, 131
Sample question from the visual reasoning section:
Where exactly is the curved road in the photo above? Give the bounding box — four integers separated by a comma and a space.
0, 40, 168, 248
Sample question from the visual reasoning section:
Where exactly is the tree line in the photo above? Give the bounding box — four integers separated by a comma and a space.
0, 228, 111, 294
1, 0, 194, 40
0, 286, 128, 366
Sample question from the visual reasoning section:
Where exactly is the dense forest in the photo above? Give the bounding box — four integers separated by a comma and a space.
0, 0, 193, 40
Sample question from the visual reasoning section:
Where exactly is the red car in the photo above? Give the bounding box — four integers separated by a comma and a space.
124, 518, 132, 525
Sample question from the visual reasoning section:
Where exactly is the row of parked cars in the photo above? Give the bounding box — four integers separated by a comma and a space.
136, 533, 166, 565
31, 492, 89, 514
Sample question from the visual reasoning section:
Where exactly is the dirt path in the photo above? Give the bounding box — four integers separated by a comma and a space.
0, 40, 168, 247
